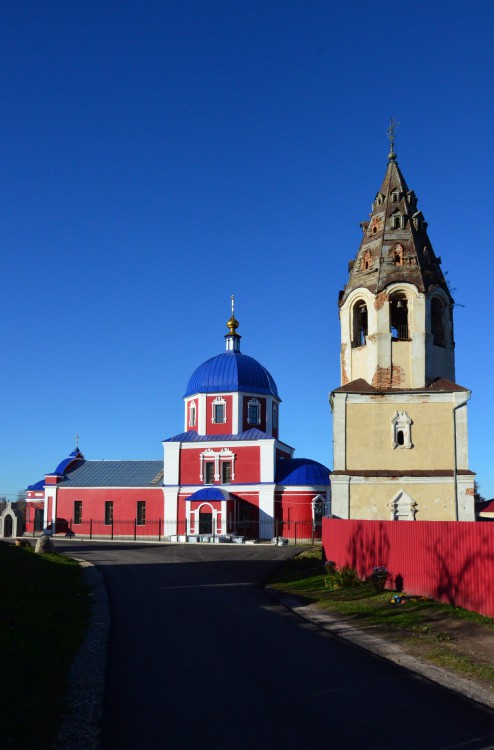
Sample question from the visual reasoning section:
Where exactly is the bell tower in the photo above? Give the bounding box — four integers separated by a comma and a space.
330, 125, 475, 522
339, 121, 455, 389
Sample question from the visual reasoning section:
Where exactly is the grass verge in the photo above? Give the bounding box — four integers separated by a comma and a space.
267, 548, 494, 688
0, 541, 91, 750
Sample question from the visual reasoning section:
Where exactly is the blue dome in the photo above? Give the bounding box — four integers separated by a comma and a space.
184, 351, 279, 398
275, 458, 331, 486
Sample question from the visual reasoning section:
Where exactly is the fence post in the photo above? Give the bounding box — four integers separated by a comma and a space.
90, 518, 93, 540
158, 517, 161, 542
134, 518, 137, 541
111, 518, 114, 541
295, 521, 297, 546
312, 523, 315, 547
275, 518, 279, 540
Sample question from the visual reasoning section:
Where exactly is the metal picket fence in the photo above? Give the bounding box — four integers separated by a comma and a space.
41, 517, 322, 545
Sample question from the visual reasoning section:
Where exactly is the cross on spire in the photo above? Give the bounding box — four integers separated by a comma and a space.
387, 117, 399, 162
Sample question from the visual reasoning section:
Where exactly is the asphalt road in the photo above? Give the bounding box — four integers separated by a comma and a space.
57, 542, 494, 750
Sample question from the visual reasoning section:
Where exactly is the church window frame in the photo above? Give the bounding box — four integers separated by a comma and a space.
390, 490, 417, 520
221, 461, 232, 484
136, 500, 146, 526
200, 448, 236, 484
272, 402, 279, 430
211, 396, 227, 424
351, 299, 368, 348
391, 189, 401, 203
391, 411, 413, 450
189, 401, 197, 427
104, 501, 114, 526
73, 500, 82, 525
390, 212, 402, 229
247, 398, 261, 425
204, 462, 215, 484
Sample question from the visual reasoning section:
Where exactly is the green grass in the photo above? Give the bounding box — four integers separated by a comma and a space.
267, 547, 494, 687
0, 541, 91, 750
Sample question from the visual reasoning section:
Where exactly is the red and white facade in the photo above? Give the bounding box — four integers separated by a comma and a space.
23, 312, 330, 541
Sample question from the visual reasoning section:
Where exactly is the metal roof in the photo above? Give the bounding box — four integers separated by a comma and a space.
184, 351, 279, 399
58, 460, 164, 487
275, 458, 331, 486
164, 428, 272, 443
184, 488, 233, 502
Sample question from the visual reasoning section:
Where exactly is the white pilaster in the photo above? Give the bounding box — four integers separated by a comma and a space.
258, 486, 274, 538
198, 393, 207, 434
163, 442, 180, 485
260, 440, 275, 482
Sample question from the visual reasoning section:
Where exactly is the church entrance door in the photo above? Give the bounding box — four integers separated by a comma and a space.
199, 512, 213, 535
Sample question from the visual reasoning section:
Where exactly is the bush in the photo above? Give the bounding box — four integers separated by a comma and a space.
324, 562, 361, 589
369, 565, 389, 592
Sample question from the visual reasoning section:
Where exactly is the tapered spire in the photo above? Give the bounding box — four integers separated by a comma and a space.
339, 136, 451, 307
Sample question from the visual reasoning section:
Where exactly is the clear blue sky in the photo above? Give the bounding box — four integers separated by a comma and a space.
2, 1, 493, 500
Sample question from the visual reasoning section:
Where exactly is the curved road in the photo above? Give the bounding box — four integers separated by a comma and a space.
58, 542, 494, 749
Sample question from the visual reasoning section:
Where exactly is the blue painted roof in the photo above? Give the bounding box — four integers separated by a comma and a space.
275, 458, 331, 486
184, 351, 279, 399
27, 479, 45, 491
184, 488, 233, 502
53, 447, 85, 476
57, 460, 163, 487
164, 429, 272, 443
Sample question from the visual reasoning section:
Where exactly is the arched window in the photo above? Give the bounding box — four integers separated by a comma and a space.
389, 293, 409, 340
431, 297, 446, 347
352, 300, 368, 348
391, 411, 413, 449
189, 401, 196, 427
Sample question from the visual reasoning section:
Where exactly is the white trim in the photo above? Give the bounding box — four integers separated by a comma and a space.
163, 442, 180, 485
232, 392, 239, 433
332, 474, 461, 485
198, 393, 207, 434
341, 392, 469, 404
391, 411, 413, 449
247, 398, 261, 425
199, 448, 236, 483
211, 396, 227, 424
390, 489, 417, 520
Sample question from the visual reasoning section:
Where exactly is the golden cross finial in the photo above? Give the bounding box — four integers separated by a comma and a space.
75, 433, 79, 448
231, 294, 235, 316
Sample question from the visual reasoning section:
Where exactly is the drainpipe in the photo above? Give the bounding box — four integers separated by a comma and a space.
452, 400, 461, 521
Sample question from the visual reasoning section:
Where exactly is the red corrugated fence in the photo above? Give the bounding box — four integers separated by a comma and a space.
323, 518, 494, 617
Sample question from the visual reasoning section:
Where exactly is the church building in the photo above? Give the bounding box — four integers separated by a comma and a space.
24, 304, 330, 541
330, 131, 475, 521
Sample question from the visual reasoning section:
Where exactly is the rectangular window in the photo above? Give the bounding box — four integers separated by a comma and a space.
137, 501, 146, 526
213, 403, 225, 423
104, 501, 114, 526
221, 462, 232, 483
190, 403, 196, 427
205, 462, 215, 484
74, 501, 82, 525
248, 402, 260, 424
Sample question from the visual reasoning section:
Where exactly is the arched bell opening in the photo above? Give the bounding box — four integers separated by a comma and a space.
431, 296, 447, 347
389, 293, 409, 340
352, 299, 368, 348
